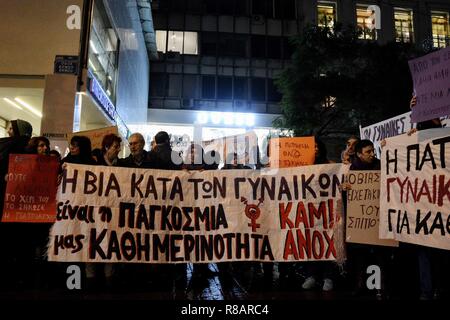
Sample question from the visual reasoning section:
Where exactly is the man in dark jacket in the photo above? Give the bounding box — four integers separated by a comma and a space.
148, 131, 182, 170
350, 139, 380, 170
120, 133, 152, 168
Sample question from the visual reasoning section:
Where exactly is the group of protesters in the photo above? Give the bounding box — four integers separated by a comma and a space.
0, 97, 448, 300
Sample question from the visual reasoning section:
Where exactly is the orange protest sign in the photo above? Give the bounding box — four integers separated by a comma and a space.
269, 137, 315, 168
2, 154, 59, 223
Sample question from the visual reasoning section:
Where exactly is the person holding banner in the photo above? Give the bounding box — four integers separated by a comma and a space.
0, 120, 33, 215
349, 140, 380, 170
301, 138, 336, 292
182, 144, 219, 283
406, 95, 447, 300
23, 136, 58, 289
85, 133, 123, 291
120, 133, 152, 168
61, 136, 96, 166
148, 131, 182, 170
92, 134, 122, 167
26, 136, 50, 156
0, 119, 33, 289
347, 140, 391, 299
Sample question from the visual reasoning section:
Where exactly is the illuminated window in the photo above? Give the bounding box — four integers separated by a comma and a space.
317, 2, 337, 28
155, 30, 198, 55
356, 4, 377, 40
394, 8, 414, 43
88, 0, 119, 103
431, 11, 449, 48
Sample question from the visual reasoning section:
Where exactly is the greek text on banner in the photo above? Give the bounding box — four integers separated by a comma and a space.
380, 128, 450, 250
48, 163, 347, 263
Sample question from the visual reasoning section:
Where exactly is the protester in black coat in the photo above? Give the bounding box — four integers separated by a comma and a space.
350, 140, 381, 170
0, 119, 32, 289
0, 119, 33, 219
120, 133, 152, 168
148, 131, 182, 170
61, 135, 96, 165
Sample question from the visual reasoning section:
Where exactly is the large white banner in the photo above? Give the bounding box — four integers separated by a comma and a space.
359, 112, 416, 158
360, 112, 450, 158
48, 163, 347, 263
380, 128, 450, 250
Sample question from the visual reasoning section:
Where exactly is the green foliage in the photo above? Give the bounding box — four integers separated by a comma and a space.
274, 23, 424, 137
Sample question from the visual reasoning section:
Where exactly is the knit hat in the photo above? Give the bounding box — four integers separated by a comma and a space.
11, 119, 33, 137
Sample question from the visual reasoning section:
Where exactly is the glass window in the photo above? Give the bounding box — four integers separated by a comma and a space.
356, 4, 377, 40
234, 77, 248, 100
168, 74, 182, 97
431, 11, 449, 48
274, 0, 283, 19
155, 30, 198, 55
251, 35, 266, 58
282, 37, 295, 60
267, 79, 282, 102
150, 73, 167, 97
217, 33, 247, 57
167, 31, 184, 53
234, 35, 248, 57
88, 0, 119, 103
183, 75, 198, 99
183, 32, 198, 55
251, 78, 266, 101
218, 33, 236, 56
202, 76, 216, 99
205, 0, 217, 14
170, 0, 185, 11
201, 32, 217, 56
267, 36, 282, 59
394, 8, 414, 43
186, 0, 202, 13
236, 0, 249, 16
283, 0, 297, 19
219, 0, 235, 15
217, 77, 232, 99
252, 0, 266, 16
156, 30, 167, 53
317, 2, 337, 28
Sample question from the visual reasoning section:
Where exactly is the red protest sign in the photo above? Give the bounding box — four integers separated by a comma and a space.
2, 154, 59, 223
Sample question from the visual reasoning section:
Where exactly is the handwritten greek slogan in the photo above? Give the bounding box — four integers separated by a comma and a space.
2, 154, 59, 223
360, 112, 415, 158
380, 128, 450, 250
48, 163, 347, 263
409, 46, 450, 123
346, 171, 398, 247
270, 137, 315, 168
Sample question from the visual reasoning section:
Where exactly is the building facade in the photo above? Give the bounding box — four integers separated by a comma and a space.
143, 0, 449, 147
0, 0, 154, 155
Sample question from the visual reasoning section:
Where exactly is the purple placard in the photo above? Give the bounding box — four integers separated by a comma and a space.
408, 46, 450, 123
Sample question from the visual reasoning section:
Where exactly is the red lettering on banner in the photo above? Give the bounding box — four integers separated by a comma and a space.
283, 229, 335, 260
386, 175, 450, 207
283, 230, 299, 259
279, 202, 294, 229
